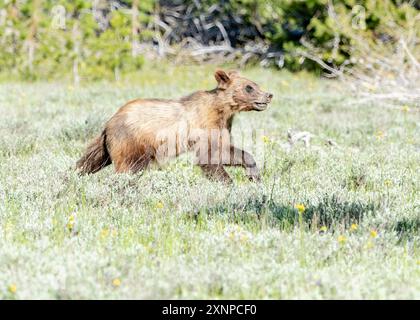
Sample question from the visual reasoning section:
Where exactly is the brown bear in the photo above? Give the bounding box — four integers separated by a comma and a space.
76, 69, 273, 183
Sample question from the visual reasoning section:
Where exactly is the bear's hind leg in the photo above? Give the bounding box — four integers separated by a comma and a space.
114, 145, 154, 174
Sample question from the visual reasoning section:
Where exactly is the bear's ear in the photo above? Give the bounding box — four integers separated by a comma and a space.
214, 69, 231, 90
227, 70, 239, 78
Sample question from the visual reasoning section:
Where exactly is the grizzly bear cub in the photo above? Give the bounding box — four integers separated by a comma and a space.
76, 69, 273, 183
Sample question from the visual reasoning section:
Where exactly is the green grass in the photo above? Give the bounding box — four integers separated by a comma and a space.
0, 64, 419, 299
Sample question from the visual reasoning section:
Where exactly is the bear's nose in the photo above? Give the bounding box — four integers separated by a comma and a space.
266, 93, 273, 100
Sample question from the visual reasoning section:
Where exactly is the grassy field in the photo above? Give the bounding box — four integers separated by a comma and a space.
0, 64, 419, 299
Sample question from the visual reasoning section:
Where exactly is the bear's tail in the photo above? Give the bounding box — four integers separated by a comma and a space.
76, 130, 111, 174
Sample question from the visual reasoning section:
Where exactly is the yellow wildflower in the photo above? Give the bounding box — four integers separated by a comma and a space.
100, 228, 110, 239
375, 130, 384, 139
66, 214, 76, 232
8, 284, 17, 294
370, 230, 378, 238
295, 204, 305, 214
338, 235, 347, 244
401, 105, 410, 113
320, 226, 327, 232
112, 278, 121, 287
261, 135, 270, 144
350, 223, 358, 232
384, 179, 392, 187
366, 240, 374, 249
155, 202, 164, 209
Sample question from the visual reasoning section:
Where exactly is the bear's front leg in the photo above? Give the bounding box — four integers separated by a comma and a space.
194, 146, 233, 184
199, 164, 233, 184
226, 146, 261, 182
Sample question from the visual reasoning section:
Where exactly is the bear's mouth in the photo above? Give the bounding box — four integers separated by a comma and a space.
253, 102, 268, 111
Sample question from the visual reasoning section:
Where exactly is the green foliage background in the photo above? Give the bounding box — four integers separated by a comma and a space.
0, 0, 417, 81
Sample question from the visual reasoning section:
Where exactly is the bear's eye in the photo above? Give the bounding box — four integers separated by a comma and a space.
245, 85, 254, 93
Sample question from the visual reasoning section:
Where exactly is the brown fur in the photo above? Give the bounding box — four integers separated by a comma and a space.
76, 69, 273, 182
76, 130, 111, 174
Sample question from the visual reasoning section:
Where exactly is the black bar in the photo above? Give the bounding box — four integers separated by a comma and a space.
0, 300, 416, 318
